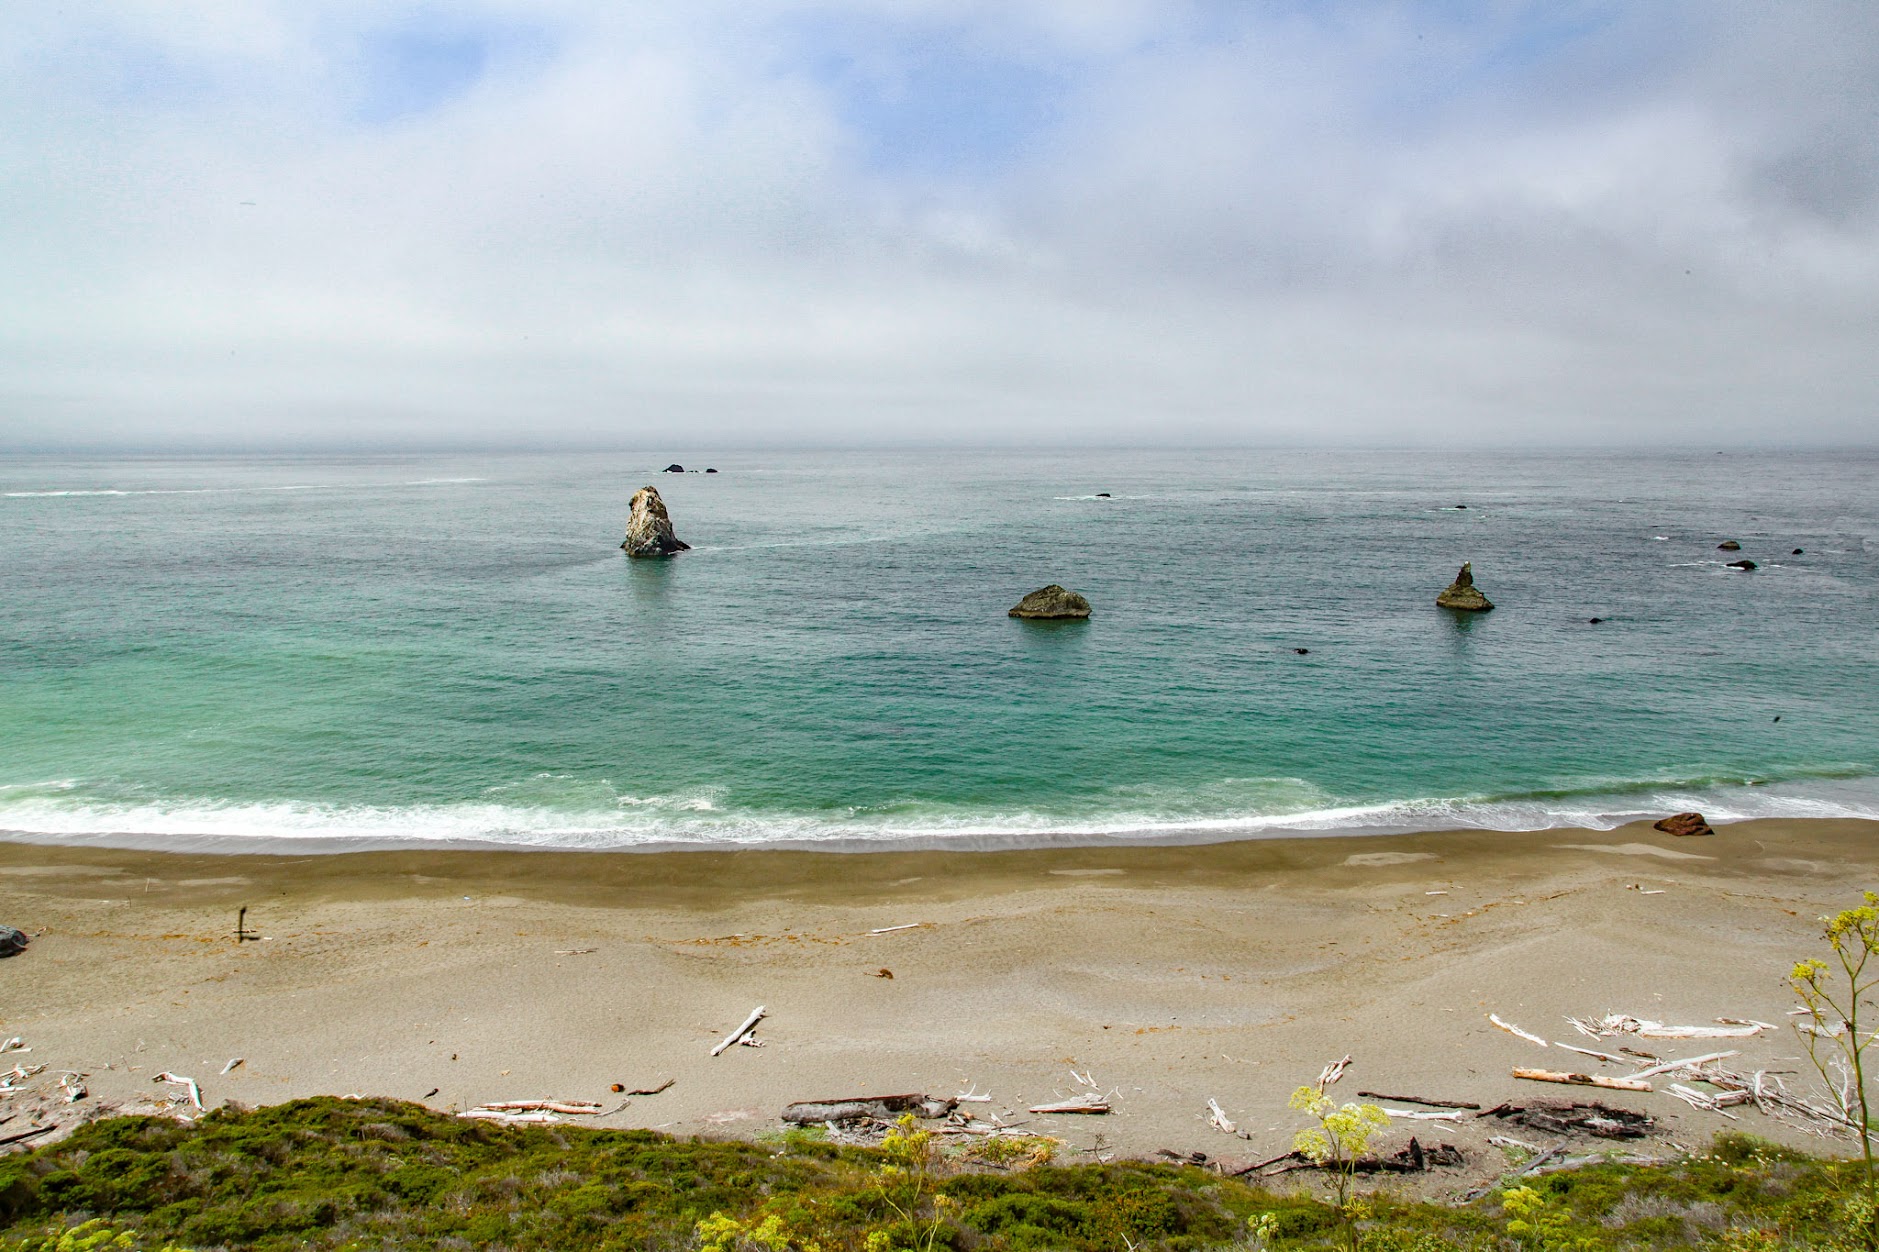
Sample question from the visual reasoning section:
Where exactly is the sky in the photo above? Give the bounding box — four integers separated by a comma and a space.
2, 0, 1876, 449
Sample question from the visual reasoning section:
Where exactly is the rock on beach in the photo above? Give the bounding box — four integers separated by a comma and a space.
0, 926, 27, 957
1009, 585, 1092, 619
1653, 812, 1715, 838
1435, 562, 1494, 612
621, 486, 691, 558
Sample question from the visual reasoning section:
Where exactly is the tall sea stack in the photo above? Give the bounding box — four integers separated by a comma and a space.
621, 486, 690, 558
1435, 562, 1494, 611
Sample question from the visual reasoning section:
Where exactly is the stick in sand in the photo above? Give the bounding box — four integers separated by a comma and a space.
1357, 1091, 1481, 1110
711, 1006, 766, 1057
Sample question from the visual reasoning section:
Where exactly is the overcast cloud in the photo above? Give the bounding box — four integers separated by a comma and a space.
2, 0, 1876, 448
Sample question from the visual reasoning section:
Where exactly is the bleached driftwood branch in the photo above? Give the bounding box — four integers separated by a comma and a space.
1029, 1097, 1110, 1115
711, 1006, 766, 1057
1625, 1051, 1740, 1080
1316, 1055, 1351, 1091
153, 1072, 203, 1109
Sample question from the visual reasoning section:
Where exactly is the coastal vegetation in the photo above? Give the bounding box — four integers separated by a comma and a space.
2, 1097, 1876, 1251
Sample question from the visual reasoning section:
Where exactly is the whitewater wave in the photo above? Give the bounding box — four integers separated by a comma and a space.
6, 478, 485, 499
5, 485, 330, 498
2, 772, 1876, 854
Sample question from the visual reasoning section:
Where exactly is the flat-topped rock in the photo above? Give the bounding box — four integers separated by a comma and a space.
621, 486, 690, 558
1435, 562, 1494, 611
1009, 585, 1092, 619
1653, 812, 1714, 838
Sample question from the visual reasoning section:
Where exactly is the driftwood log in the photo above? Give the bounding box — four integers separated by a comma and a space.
1513, 1067, 1651, 1092
782, 1094, 957, 1124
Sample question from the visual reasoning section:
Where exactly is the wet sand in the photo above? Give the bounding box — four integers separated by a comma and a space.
2, 819, 1873, 1183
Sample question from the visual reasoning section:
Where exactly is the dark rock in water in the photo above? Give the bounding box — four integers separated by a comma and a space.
1654, 812, 1715, 838
1792, 548, 1803, 555
1717, 539, 1740, 551
663, 463, 685, 474
1096, 492, 1111, 498
0, 926, 27, 958
621, 486, 691, 558
1727, 559, 1757, 570
1435, 562, 1494, 611
1009, 585, 1092, 619
1294, 647, 1310, 655
1454, 503, 1468, 509
706, 468, 719, 474
1589, 617, 1604, 624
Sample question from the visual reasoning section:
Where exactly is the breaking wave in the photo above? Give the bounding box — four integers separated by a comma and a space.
3, 771, 1876, 855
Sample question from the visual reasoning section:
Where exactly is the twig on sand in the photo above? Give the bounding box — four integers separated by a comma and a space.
1490, 1014, 1549, 1048
1358, 1091, 1481, 1110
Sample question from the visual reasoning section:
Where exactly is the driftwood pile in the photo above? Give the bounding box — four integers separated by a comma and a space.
1480, 1100, 1655, 1140
782, 1094, 957, 1125
1237, 1137, 1467, 1179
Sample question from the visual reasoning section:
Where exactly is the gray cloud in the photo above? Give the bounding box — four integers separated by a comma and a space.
1, 0, 1874, 448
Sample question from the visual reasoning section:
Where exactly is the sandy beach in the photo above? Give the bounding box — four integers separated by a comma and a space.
3, 819, 1874, 1181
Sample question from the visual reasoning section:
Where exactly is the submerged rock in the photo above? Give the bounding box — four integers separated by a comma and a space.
1435, 562, 1494, 611
1718, 540, 1741, 551
621, 486, 691, 558
0, 926, 27, 958
1008, 585, 1092, 619
663, 463, 685, 474
1727, 559, 1757, 570
1653, 812, 1715, 838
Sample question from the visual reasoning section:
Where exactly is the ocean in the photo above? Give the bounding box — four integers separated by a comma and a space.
2, 449, 1875, 853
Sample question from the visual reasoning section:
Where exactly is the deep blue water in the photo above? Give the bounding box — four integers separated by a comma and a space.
2, 449, 1875, 851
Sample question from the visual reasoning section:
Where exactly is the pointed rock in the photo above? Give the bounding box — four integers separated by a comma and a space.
621, 486, 691, 558
1435, 562, 1494, 611
1008, 585, 1092, 619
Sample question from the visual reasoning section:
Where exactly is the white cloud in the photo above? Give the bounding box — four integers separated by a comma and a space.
1, 0, 1875, 447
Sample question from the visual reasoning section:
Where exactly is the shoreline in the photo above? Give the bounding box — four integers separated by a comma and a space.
4, 816, 1875, 1182
5, 773, 1879, 857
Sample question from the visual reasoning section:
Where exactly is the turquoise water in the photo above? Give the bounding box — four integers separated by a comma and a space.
2, 450, 1876, 851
